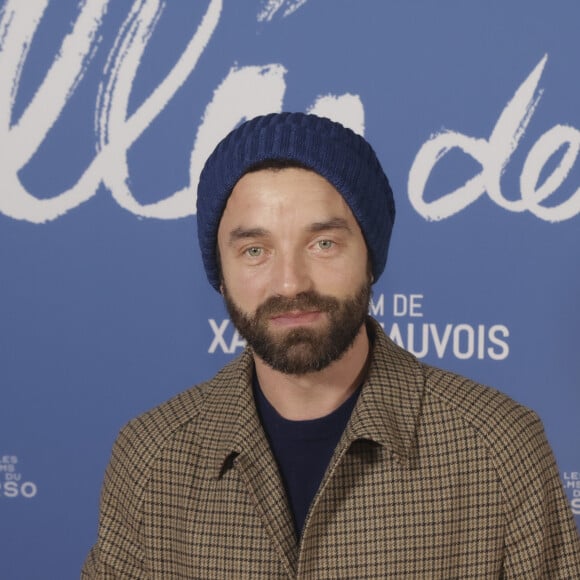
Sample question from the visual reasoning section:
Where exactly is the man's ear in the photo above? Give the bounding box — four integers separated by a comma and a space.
366, 254, 373, 284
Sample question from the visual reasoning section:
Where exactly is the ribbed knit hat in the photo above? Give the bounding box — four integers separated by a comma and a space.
197, 112, 395, 291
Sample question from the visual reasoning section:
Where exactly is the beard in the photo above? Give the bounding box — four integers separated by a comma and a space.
222, 281, 371, 375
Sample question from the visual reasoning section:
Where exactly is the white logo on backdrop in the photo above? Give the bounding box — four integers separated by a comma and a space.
563, 471, 580, 515
409, 55, 580, 222
0, 0, 358, 223
0, 455, 37, 499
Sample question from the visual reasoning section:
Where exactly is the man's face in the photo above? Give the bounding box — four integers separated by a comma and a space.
217, 167, 371, 375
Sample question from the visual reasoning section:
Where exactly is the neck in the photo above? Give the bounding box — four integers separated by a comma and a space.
253, 322, 370, 421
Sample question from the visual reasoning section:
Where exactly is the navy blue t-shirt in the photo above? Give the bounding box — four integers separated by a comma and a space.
254, 378, 360, 537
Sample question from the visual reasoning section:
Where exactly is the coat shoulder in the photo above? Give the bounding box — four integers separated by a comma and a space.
422, 363, 542, 443
419, 363, 554, 501
110, 353, 250, 482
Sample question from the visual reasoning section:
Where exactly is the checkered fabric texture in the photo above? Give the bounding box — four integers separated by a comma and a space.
82, 319, 580, 578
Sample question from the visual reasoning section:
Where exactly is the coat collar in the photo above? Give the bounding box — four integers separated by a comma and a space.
344, 318, 423, 464
200, 317, 424, 478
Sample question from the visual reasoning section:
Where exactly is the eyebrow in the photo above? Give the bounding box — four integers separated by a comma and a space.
306, 217, 352, 234
228, 227, 270, 245
227, 217, 352, 245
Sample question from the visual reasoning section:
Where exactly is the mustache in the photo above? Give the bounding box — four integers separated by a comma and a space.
255, 291, 340, 318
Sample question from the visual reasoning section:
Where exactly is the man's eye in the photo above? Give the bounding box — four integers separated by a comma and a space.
317, 239, 334, 250
246, 247, 263, 257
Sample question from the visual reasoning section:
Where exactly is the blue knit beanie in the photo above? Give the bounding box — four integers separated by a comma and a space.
197, 112, 396, 292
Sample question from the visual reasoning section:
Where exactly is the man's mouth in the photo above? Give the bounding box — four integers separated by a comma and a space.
269, 310, 322, 327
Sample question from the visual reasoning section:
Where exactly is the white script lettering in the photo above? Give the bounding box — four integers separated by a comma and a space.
0, 1, 362, 223
408, 55, 580, 222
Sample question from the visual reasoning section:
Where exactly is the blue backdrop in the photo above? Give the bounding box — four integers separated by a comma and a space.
1, 1, 579, 578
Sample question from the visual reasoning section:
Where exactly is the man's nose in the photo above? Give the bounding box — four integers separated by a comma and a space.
270, 250, 313, 298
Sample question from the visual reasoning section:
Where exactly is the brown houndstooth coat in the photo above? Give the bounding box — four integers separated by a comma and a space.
82, 318, 580, 578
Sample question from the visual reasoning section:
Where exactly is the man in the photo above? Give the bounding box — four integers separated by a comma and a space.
83, 113, 580, 578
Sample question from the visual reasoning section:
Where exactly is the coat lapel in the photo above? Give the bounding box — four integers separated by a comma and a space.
344, 318, 423, 464
199, 351, 298, 576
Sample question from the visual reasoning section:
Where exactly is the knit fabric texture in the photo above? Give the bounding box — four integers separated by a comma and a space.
196, 112, 396, 291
